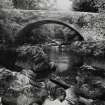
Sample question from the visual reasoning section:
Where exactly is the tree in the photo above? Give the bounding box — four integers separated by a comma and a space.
73, 0, 105, 13
12, 0, 40, 9
0, 0, 14, 9
72, 0, 98, 12
12, 0, 56, 10
93, 0, 105, 12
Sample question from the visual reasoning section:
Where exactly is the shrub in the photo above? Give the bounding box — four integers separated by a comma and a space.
12, 0, 56, 10
0, 0, 14, 9
12, 0, 40, 10
73, 0, 105, 13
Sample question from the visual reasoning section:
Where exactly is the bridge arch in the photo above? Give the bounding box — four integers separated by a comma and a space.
15, 19, 84, 45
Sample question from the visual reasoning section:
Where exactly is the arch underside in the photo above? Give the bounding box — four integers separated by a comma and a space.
15, 19, 84, 45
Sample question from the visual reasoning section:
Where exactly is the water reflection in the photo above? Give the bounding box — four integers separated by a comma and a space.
45, 45, 82, 73
44, 44, 105, 85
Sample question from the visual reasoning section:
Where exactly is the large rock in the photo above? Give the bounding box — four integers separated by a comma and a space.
76, 64, 105, 101
0, 45, 57, 105
0, 68, 52, 105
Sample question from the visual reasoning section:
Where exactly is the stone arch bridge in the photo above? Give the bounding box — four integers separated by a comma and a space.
15, 19, 84, 46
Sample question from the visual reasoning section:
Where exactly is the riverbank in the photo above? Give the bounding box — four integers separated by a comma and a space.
70, 40, 105, 57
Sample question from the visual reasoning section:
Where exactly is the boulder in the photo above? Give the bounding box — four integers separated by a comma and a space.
76, 64, 105, 102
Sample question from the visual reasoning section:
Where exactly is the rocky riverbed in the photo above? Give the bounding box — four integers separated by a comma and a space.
0, 44, 104, 105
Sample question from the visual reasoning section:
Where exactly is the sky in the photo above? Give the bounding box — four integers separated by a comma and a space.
39, 0, 73, 11
55, 0, 73, 11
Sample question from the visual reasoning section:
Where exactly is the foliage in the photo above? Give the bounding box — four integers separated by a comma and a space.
70, 40, 105, 56
72, 0, 97, 12
12, 0, 56, 10
93, 0, 105, 12
72, 0, 105, 13
17, 45, 46, 64
12, 0, 40, 10
0, 0, 14, 9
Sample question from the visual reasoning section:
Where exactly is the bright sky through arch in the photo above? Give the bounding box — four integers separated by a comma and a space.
56, 0, 72, 11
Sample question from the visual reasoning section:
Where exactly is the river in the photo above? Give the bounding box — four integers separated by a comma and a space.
44, 45, 83, 84
44, 44, 105, 84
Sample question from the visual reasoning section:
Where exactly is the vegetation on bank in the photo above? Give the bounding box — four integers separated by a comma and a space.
73, 0, 105, 13
70, 41, 105, 57
1, 0, 105, 13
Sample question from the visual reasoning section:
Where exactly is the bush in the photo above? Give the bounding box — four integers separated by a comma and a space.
0, 0, 14, 9
12, 0, 56, 10
12, 0, 40, 10
73, 0, 105, 13
93, 0, 105, 13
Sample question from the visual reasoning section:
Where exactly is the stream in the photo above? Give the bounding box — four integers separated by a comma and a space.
44, 44, 105, 84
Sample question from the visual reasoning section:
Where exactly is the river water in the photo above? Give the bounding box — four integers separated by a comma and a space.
46, 45, 82, 72
44, 45, 83, 84
44, 44, 105, 84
